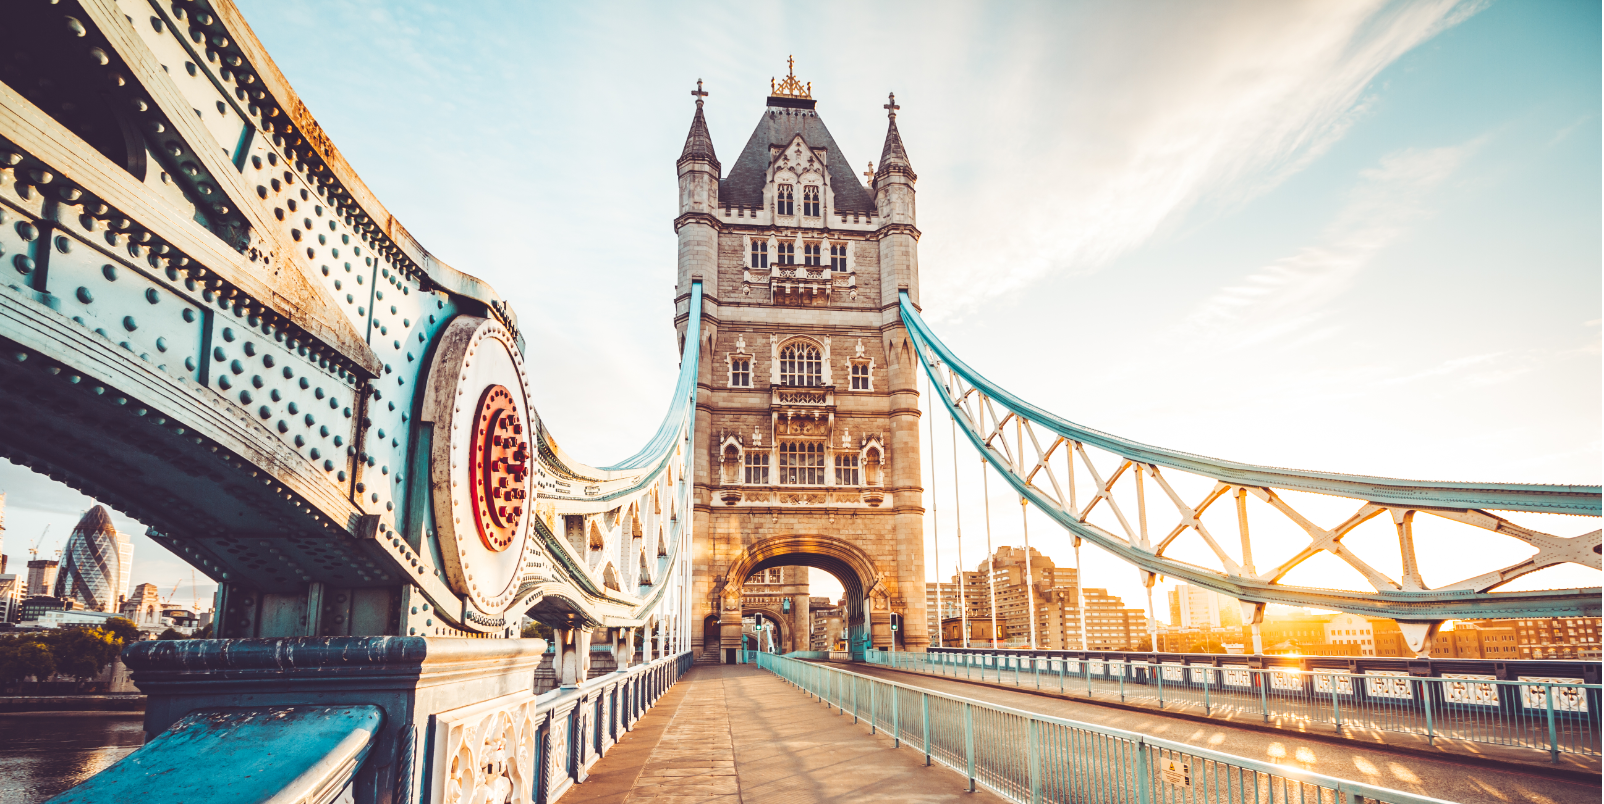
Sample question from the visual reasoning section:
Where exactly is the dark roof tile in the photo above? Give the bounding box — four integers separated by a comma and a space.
718, 105, 876, 215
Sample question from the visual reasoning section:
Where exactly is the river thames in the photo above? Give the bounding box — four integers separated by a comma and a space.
0, 713, 144, 804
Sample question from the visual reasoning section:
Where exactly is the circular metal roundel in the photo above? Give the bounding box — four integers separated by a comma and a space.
423, 316, 533, 619
469, 385, 530, 552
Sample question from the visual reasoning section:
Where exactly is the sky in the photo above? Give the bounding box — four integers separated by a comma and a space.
1, 0, 1597, 621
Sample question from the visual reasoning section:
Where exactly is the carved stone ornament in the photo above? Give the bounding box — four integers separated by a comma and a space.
432, 693, 540, 804
423, 316, 535, 620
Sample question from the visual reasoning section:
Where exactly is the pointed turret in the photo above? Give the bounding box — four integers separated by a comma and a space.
875, 93, 915, 182
872, 91, 918, 308
678, 85, 720, 173
676, 79, 722, 300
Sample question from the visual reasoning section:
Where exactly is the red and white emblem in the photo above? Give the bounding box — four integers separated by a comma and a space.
422, 316, 535, 619
470, 385, 529, 552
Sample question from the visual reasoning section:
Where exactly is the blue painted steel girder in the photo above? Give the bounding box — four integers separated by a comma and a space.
899, 292, 1602, 622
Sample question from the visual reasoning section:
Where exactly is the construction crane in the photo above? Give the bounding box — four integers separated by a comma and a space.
27, 525, 49, 560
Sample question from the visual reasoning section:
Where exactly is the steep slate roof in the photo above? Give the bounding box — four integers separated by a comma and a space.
879, 116, 912, 173
719, 104, 877, 215
679, 103, 720, 171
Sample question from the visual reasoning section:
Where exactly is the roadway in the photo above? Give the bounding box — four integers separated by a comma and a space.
565, 664, 1007, 804
836, 660, 1599, 804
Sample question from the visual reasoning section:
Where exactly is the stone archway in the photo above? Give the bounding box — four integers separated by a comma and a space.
709, 533, 894, 662
742, 604, 788, 653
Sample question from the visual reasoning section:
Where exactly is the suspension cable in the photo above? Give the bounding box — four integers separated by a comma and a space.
1021, 496, 1038, 650
926, 371, 942, 649
1074, 536, 1086, 650
952, 417, 968, 649
981, 457, 999, 650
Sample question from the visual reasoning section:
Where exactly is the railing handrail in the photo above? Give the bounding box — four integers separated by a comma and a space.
759, 652, 1462, 804
913, 649, 1603, 690
533, 649, 693, 709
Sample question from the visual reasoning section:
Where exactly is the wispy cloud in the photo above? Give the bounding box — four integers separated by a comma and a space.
923, 0, 1486, 315
1176, 140, 1479, 350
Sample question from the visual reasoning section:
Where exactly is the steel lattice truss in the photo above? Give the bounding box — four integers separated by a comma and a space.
900, 293, 1601, 635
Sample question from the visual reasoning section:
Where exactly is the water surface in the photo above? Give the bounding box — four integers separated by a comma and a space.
0, 713, 145, 804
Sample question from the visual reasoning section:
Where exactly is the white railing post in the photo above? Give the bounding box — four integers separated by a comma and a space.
964, 702, 976, 793
922, 692, 932, 766
1028, 718, 1042, 804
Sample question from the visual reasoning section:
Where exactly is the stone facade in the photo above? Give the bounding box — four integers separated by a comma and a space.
674, 74, 926, 662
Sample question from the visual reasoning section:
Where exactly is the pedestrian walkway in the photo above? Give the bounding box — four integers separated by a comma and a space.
840, 661, 1599, 804
564, 664, 1006, 804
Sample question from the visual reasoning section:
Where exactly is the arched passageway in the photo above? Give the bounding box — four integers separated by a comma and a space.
708, 533, 897, 662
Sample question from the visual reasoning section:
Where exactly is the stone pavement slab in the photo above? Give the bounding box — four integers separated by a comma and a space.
565, 664, 1005, 804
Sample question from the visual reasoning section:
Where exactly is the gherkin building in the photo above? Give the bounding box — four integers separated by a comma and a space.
57, 505, 134, 613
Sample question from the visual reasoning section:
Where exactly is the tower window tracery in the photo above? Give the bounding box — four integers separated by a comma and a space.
850, 361, 870, 391
776, 242, 795, 265
778, 441, 825, 485
750, 240, 768, 268
803, 243, 820, 266
777, 184, 794, 216
802, 185, 820, 217
744, 450, 770, 484
730, 357, 751, 387
779, 342, 822, 387
835, 453, 860, 486
829, 244, 846, 271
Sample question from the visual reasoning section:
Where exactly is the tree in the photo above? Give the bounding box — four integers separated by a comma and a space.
50, 627, 120, 682
0, 638, 56, 687
102, 617, 143, 647
521, 621, 553, 641
194, 623, 214, 639
156, 628, 188, 641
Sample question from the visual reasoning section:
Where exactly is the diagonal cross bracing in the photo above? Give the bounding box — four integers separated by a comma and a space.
900, 292, 1601, 623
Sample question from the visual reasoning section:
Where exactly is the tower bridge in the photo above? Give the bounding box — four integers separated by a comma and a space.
0, 3, 1596, 803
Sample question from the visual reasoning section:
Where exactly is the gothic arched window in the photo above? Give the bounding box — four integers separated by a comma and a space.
802, 185, 820, 217
779, 342, 822, 387
803, 243, 820, 266
777, 184, 794, 216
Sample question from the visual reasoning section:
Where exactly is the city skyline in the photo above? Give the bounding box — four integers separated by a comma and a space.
0, 0, 1597, 615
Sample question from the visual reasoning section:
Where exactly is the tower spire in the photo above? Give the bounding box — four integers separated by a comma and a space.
876, 92, 914, 180
679, 78, 719, 172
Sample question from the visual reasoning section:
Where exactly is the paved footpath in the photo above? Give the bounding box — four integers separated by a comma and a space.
564, 664, 1006, 804
844, 662, 1599, 804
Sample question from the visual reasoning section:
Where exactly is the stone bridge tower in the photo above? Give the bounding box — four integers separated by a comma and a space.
674, 64, 925, 662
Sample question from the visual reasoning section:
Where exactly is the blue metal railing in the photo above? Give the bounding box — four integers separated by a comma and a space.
751, 651, 1459, 804
869, 649, 1601, 761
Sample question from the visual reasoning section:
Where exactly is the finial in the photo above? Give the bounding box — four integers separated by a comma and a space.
691, 78, 708, 107
770, 56, 813, 100
864, 161, 874, 185
884, 92, 900, 119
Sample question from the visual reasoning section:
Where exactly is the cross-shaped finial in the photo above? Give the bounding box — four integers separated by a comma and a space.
884, 92, 900, 118
788, 55, 796, 77
863, 161, 875, 185
691, 79, 708, 106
